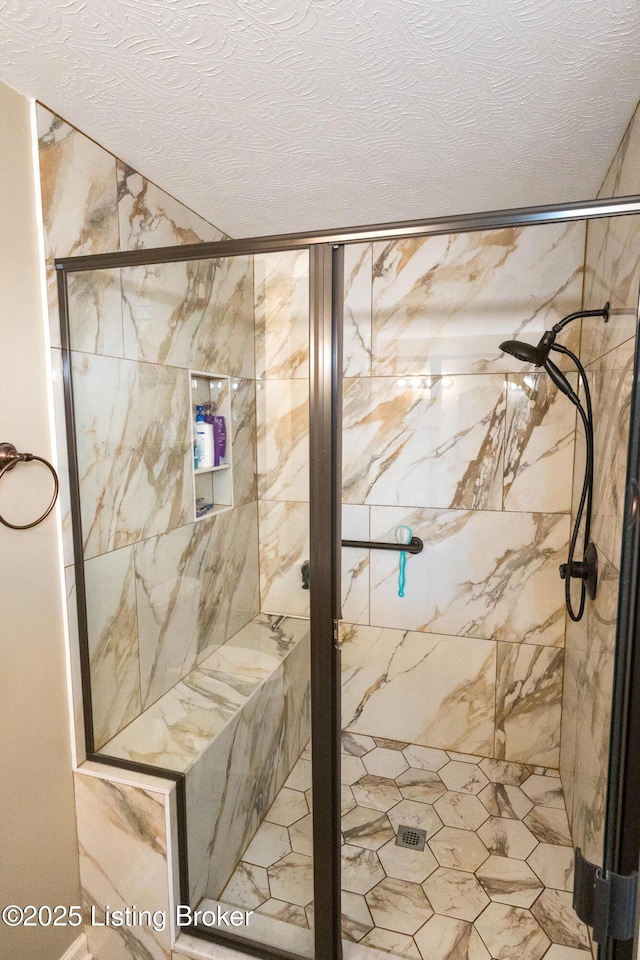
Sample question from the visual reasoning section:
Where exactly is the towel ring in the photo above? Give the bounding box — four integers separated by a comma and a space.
0, 442, 59, 530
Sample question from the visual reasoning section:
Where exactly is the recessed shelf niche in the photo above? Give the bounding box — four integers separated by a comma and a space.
190, 370, 233, 520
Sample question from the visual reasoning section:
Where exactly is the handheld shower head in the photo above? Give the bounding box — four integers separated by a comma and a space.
498, 302, 611, 622
544, 358, 580, 406
499, 333, 579, 405
499, 330, 556, 366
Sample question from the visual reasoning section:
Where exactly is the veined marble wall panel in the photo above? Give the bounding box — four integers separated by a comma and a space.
37, 109, 119, 257
67, 268, 124, 357
580, 558, 618, 775
117, 162, 226, 250
343, 243, 373, 378
231, 377, 258, 505
495, 643, 564, 766
204, 632, 310, 899
342, 375, 506, 510
572, 737, 608, 867
72, 352, 192, 558
562, 557, 619, 863
121, 256, 255, 379
254, 250, 309, 380
37, 106, 119, 349
339, 224, 583, 765
341, 505, 370, 625
281, 628, 312, 772
600, 102, 640, 201
259, 500, 310, 617
135, 502, 260, 708
560, 644, 579, 825
581, 103, 640, 364
74, 772, 172, 960
582, 215, 640, 364
84, 546, 141, 748
38, 100, 229, 567
257, 379, 309, 502
589, 338, 636, 569
254, 250, 311, 616
370, 222, 585, 377
341, 623, 496, 756
503, 374, 577, 514
368, 506, 570, 647
561, 105, 640, 865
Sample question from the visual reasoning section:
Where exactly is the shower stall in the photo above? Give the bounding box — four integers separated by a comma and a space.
58, 197, 640, 960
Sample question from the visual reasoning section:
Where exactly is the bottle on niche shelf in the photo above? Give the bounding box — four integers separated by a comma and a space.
195, 405, 214, 469
213, 416, 226, 466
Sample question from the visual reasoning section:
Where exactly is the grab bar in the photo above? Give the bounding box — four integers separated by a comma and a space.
342, 537, 423, 555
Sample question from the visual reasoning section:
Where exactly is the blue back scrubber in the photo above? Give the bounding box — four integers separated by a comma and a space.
395, 525, 412, 597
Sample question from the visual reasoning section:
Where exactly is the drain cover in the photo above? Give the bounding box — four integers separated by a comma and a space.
395, 824, 427, 850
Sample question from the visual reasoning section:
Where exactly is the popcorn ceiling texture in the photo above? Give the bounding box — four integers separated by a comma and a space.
1, 0, 640, 236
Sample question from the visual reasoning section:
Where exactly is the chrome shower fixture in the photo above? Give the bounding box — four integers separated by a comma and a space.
499, 302, 610, 622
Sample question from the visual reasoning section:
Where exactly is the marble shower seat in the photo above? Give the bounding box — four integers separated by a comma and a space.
99, 613, 311, 907
100, 613, 310, 772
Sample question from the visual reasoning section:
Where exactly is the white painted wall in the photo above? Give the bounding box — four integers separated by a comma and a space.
0, 79, 82, 960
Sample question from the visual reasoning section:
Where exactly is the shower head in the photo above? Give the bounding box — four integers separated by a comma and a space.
498, 302, 611, 622
499, 329, 556, 366
500, 329, 580, 406
500, 339, 545, 364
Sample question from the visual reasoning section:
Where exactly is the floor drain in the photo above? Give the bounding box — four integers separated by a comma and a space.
395, 825, 427, 851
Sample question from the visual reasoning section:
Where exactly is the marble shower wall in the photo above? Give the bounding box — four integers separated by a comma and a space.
561, 101, 640, 867
36, 105, 262, 750
254, 250, 311, 616
72, 273, 258, 747
74, 769, 177, 960
340, 225, 587, 767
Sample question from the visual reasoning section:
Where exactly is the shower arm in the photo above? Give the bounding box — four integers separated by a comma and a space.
551, 303, 609, 336
534, 303, 610, 361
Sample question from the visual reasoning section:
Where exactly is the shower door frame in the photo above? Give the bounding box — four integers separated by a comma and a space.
57, 192, 640, 960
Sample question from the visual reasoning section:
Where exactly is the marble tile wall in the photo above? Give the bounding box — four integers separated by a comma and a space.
339, 225, 585, 767
561, 100, 640, 868
71, 329, 259, 746
254, 250, 311, 616
74, 769, 176, 960
39, 112, 314, 960
36, 105, 260, 750
86, 614, 310, 912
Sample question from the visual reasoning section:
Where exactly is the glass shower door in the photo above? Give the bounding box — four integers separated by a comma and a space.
61, 245, 321, 957
337, 220, 638, 960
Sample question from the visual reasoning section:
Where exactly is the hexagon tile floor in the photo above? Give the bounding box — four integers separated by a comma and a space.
218, 734, 592, 960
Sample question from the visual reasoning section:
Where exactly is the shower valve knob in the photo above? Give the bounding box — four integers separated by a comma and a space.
559, 560, 589, 580
558, 543, 598, 601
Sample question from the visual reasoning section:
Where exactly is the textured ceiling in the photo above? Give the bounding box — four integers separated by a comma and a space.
1, 0, 640, 238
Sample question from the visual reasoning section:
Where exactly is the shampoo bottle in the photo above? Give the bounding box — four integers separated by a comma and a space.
195, 405, 215, 469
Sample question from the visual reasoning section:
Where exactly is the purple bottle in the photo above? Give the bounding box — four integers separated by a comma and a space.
213, 416, 226, 467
